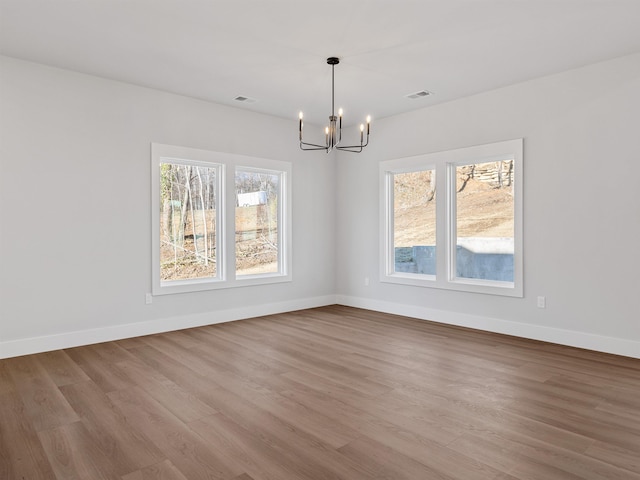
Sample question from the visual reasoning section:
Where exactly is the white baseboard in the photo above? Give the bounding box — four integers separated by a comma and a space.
3, 294, 637, 360
335, 295, 640, 359
0, 295, 337, 359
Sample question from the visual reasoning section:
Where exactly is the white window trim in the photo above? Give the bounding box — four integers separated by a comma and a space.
382, 165, 437, 283
234, 165, 291, 286
151, 143, 292, 296
380, 139, 523, 297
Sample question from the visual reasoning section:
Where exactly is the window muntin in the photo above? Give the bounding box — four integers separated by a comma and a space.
381, 139, 523, 297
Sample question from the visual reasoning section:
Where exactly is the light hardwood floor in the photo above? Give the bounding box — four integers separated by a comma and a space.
1, 305, 639, 479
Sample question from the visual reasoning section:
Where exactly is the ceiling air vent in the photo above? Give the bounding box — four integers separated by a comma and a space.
406, 90, 433, 99
234, 95, 257, 103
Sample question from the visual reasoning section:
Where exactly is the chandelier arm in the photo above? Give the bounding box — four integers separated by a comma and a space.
336, 146, 363, 153
300, 139, 327, 148
335, 145, 363, 150
300, 141, 328, 151
335, 134, 369, 151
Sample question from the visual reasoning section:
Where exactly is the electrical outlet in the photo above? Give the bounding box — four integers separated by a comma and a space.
145, 293, 153, 305
537, 296, 546, 308
364, 277, 370, 286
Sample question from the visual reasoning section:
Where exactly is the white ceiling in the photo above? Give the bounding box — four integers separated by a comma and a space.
2, 1, 640, 127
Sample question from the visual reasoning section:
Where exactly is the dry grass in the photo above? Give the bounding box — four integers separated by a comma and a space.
394, 170, 513, 247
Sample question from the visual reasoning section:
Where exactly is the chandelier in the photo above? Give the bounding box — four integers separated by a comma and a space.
299, 57, 371, 153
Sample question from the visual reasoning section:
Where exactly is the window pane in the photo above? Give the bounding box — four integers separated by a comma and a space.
160, 162, 218, 282
393, 169, 436, 275
455, 160, 514, 281
235, 170, 280, 276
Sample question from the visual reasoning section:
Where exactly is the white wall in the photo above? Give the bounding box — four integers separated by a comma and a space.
335, 53, 640, 358
0, 56, 337, 358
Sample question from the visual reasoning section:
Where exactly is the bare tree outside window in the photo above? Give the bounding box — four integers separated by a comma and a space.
159, 162, 218, 281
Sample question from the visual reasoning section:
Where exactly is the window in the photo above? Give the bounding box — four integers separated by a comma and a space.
453, 159, 514, 283
152, 144, 291, 295
381, 139, 523, 297
158, 160, 221, 283
235, 168, 283, 277
392, 168, 437, 277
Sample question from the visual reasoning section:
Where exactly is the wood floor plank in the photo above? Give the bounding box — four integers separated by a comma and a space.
337, 435, 459, 480
115, 359, 218, 423
139, 334, 228, 377
210, 369, 360, 449
107, 386, 239, 480
126, 345, 208, 391
114, 335, 150, 351
279, 370, 463, 446
448, 428, 639, 480
87, 341, 142, 365
65, 345, 139, 393
386, 387, 596, 454
546, 374, 640, 412
36, 350, 91, 387
231, 474, 255, 480
0, 390, 57, 480
178, 327, 291, 379
189, 413, 326, 480
277, 380, 512, 479
205, 323, 394, 397
180, 376, 377, 480
59, 380, 165, 475
1, 305, 638, 480
503, 395, 640, 452
38, 421, 122, 480
190, 406, 375, 480
5, 355, 80, 431
0, 358, 17, 395
493, 345, 640, 387
121, 459, 190, 480
585, 441, 640, 475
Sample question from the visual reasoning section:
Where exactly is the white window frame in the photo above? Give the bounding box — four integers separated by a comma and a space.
383, 165, 438, 282
152, 143, 292, 295
234, 165, 290, 287
381, 139, 523, 297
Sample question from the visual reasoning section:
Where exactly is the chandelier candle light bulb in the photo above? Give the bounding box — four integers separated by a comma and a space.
299, 111, 303, 140
298, 57, 371, 153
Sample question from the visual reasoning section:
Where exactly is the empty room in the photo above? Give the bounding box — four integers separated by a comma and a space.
1, 1, 639, 479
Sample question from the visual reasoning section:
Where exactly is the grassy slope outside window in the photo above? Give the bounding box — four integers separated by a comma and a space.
381, 139, 523, 297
